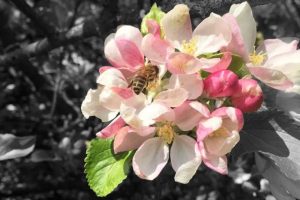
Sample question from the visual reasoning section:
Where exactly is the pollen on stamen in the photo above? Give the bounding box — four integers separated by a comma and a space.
157, 122, 175, 144
181, 38, 197, 55
249, 50, 266, 66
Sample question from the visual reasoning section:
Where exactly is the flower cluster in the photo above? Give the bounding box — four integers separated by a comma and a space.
82, 2, 300, 184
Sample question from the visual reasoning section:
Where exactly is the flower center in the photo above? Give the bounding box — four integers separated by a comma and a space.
157, 121, 175, 144
249, 50, 266, 66
209, 127, 228, 138
181, 38, 197, 55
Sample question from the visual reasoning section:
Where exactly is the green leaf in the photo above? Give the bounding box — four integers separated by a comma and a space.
0, 134, 36, 161
84, 139, 133, 197
228, 54, 250, 78
141, 3, 165, 35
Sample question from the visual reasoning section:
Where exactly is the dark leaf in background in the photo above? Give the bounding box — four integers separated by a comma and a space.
255, 153, 300, 200
0, 133, 36, 161
30, 149, 61, 162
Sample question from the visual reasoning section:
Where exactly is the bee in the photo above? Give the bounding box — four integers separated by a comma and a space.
129, 64, 159, 95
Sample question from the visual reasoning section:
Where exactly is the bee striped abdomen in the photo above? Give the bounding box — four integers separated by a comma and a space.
131, 75, 147, 94
130, 64, 159, 95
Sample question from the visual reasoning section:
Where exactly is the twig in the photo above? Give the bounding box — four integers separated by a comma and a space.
0, 18, 100, 67
9, 0, 57, 38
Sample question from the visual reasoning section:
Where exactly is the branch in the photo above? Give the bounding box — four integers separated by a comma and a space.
0, 18, 100, 67
9, 0, 57, 38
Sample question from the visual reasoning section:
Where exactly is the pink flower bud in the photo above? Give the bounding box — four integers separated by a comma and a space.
231, 79, 263, 112
203, 70, 239, 98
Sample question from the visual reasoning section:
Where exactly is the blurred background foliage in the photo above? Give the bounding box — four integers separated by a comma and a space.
0, 0, 300, 199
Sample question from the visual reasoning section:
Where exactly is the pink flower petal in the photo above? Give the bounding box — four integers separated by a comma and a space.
133, 137, 169, 180
196, 117, 223, 141
145, 19, 161, 37
228, 2, 257, 58
96, 116, 125, 138
81, 87, 118, 122
257, 39, 299, 59
167, 52, 203, 74
96, 68, 128, 88
138, 102, 172, 126
201, 52, 232, 73
223, 13, 249, 61
160, 4, 193, 48
168, 74, 203, 100
248, 66, 294, 91
193, 13, 232, 55
99, 66, 114, 74
171, 135, 201, 184
113, 126, 155, 153
111, 87, 134, 99
211, 107, 244, 131
174, 101, 210, 131
115, 25, 143, 51
204, 129, 240, 156
142, 33, 174, 64
154, 88, 189, 108
115, 39, 144, 70
199, 142, 228, 175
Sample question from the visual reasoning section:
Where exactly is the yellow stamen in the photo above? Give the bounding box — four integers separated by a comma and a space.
249, 50, 266, 66
181, 38, 197, 55
157, 121, 175, 144
209, 127, 228, 138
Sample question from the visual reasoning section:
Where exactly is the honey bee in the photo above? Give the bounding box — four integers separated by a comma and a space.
129, 64, 159, 95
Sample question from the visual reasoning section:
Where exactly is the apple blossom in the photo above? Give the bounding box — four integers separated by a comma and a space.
197, 107, 244, 174
224, 2, 300, 92
231, 79, 263, 112
130, 104, 203, 184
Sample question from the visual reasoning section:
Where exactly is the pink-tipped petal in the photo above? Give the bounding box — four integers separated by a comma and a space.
113, 126, 155, 153
115, 25, 143, 51
168, 74, 203, 100
196, 117, 223, 141
171, 135, 201, 184
248, 66, 294, 91
257, 39, 299, 59
174, 101, 210, 131
193, 13, 232, 55
111, 87, 134, 99
146, 19, 161, 37
223, 14, 249, 61
201, 52, 232, 73
138, 102, 172, 126
115, 39, 144, 70
167, 52, 203, 74
161, 4, 193, 48
199, 142, 228, 174
133, 137, 169, 180
96, 68, 128, 87
96, 116, 125, 138
154, 88, 189, 108
228, 2, 257, 57
81, 87, 118, 122
104, 34, 130, 68
99, 66, 114, 74
142, 33, 174, 64
204, 130, 240, 156
211, 107, 244, 131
